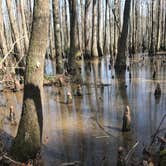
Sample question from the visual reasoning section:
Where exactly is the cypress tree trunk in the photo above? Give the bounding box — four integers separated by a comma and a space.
59, 2, 64, 58
164, 4, 166, 49
109, 4, 113, 57
76, 1, 82, 52
11, 0, 49, 161
147, 3, 151, 52
64, 0, 69, 50
131, 0, 136, 55
68, 0, 81, 74
163, 0, 166, 50
26, 0, 33, 34
91, 0, 98, 58
160, 0, 165, 49
80, 0, 84, 52
149, 0, 155, 56
135, 0, 138, 53
103, 0, 108, 55
115, 0, 131, 74
84, 0, 91, 58
113, 0, 119, 58
6, 0, 24, 65
20, 0, 29, 53
97, 0, 103, 57
156, 0, 161, 51
53, 0, 63, 74
0, 0, 8, 57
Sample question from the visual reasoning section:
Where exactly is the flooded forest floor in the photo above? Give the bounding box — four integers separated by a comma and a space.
0, 55, 166, 165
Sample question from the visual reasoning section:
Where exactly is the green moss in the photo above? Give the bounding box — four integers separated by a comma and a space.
11, 119, 41, 161
11, 137, 40, 161
160, 150, 166, 156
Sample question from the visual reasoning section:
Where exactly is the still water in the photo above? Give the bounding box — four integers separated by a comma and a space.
0, 56, 166, 165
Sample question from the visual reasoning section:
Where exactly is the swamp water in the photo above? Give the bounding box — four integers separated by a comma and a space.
0, 56, 166, 165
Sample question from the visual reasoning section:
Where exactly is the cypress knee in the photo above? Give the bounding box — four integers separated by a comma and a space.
122, 105, 131, 132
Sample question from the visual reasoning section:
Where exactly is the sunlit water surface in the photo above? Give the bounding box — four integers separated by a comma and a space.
0, 56, 165, 165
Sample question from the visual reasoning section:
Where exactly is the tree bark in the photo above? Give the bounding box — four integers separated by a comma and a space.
25, 0, 33, 34
113, 0, 120, 58
69, 0, 80, 57
84, 0, 91, 58
91, 0, 98, 58
64, 0, 69, 50
109, 3, 113, 57
149, 0, 155, 56
53, 0, 63, 74
115, 0, 131, 74
164, 2, 166, 49
97, 0, 103, 57
0, 0, 8, 57
103, 0, 108, 55
6, 0, 24, 65
131, 0, 136, 55
11, 0, 49, 161
20, 0, 29, 53
80, 0, 84, 52
156, 0, 161, 51
76, 1, 81, 52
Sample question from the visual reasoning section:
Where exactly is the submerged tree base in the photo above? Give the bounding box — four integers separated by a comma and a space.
11, 105, 41, 161
11, 138, 41, 162
115, 63, 127, 77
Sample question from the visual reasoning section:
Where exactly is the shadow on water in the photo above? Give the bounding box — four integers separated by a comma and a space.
0, 56, 165, 165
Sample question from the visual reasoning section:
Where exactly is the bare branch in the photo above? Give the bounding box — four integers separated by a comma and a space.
107, 1, 121, 33
150, 114, 166, 147
0, 36, 25, 65
125, 141, 139, 164
1, 154, 22, 165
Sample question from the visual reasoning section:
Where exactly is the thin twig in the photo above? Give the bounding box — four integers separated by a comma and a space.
107, 1, 121, 33
93, 117, 117, 139
125, 141, 139, 164
2, 154, 22, 165
4, 67, 25, 69
15, 53, 26, 67
150, 114, 166, 147
0, 36, 25, 65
